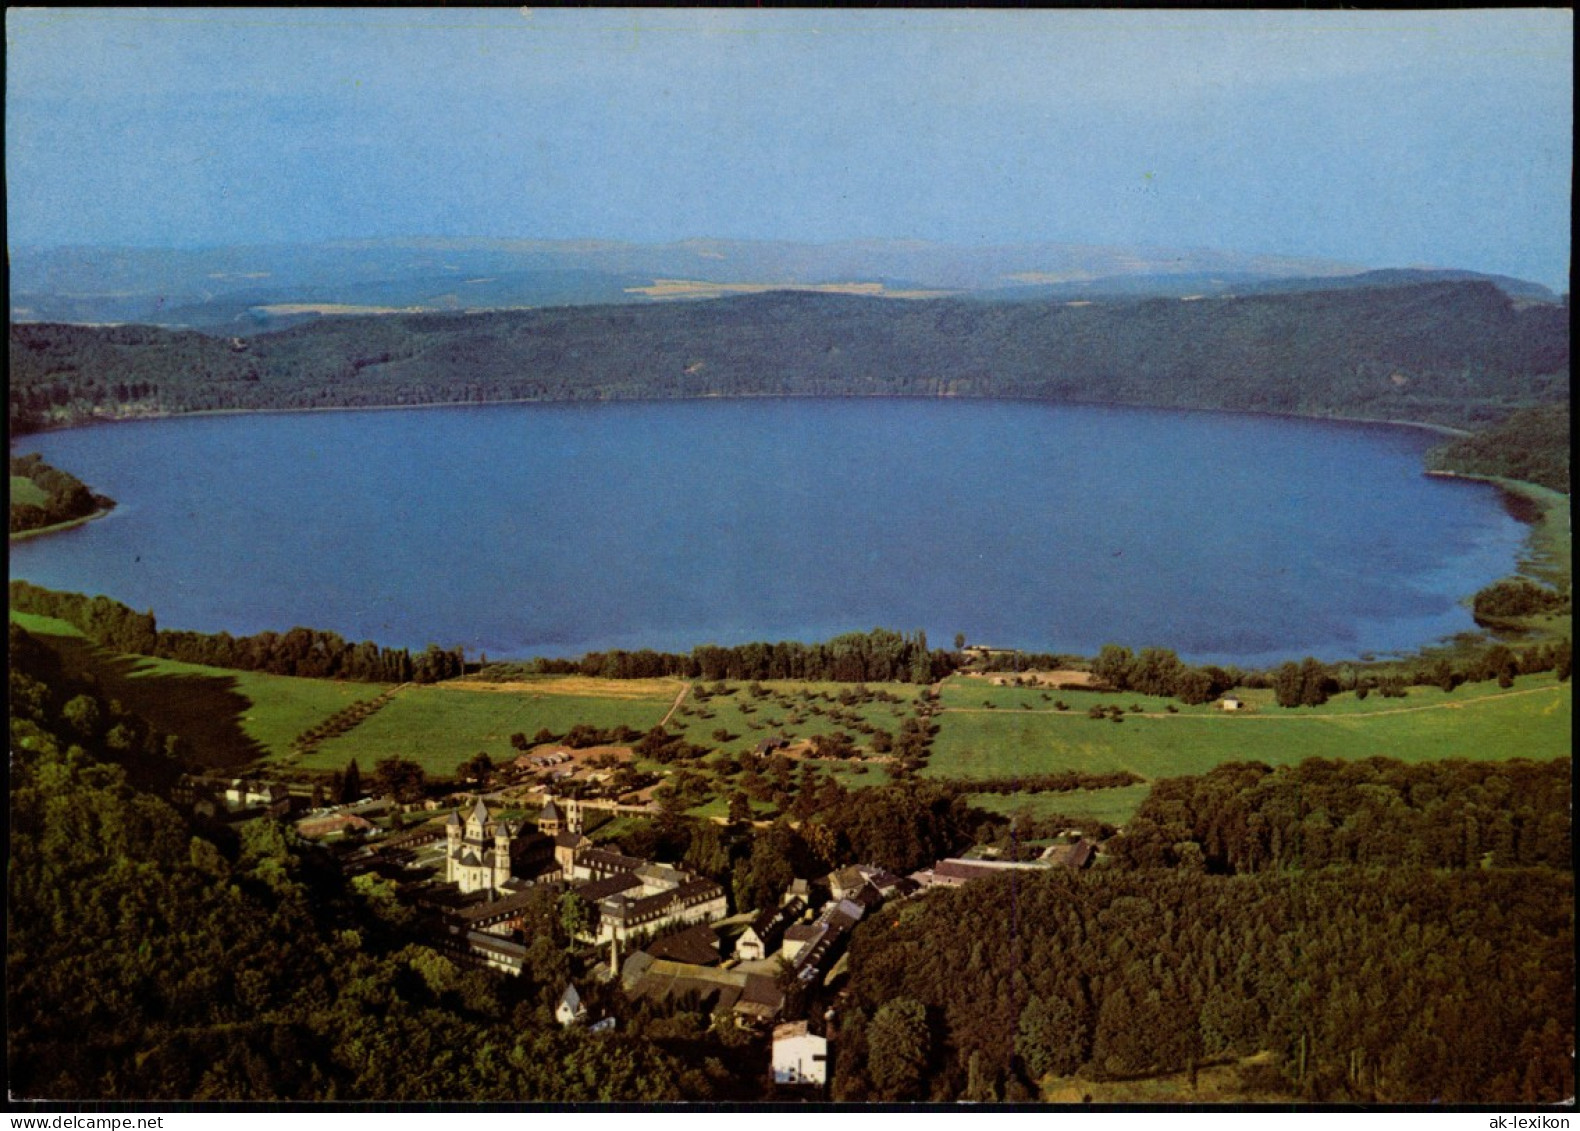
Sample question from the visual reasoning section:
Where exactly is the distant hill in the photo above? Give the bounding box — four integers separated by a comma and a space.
10, 280, 1568, 437
970, 268, 1559, 305
10, 237, 1376, 329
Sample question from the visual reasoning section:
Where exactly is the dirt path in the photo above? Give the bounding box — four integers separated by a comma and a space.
658, 681, 690, 727
940, 684, 1566, 721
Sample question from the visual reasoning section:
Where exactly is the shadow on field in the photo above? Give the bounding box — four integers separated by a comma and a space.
39, 635, 268, 770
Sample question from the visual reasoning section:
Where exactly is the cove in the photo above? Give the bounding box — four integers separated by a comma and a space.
8, 398, 1528, 667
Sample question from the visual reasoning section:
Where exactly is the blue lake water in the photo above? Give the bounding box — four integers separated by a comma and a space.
9, 398, 1528, 666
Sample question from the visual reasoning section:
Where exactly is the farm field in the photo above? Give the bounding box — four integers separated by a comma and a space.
927, 673, 1572, 784
966, 783, 1154, 827
296, 678, 676, 776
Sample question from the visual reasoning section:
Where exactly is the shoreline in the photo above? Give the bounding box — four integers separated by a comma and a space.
10, 389, 1483, 441
8, 504, 116, 543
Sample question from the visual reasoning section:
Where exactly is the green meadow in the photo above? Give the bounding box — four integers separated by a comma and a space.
295, 680, 675, 776
965, 783, 1155, 827
10, 476, 50, 508
927, 673, 1571, 786
9, 610, 388, 767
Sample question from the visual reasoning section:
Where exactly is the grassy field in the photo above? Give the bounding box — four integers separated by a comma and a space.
928, 673, 1571, 787
10, 475, 50, 507
966, 783, 1154, 827
295, 678, 676, 776
10, 610, 388, 768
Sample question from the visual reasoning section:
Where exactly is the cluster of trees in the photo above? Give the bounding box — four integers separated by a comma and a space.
9, 452, 114, 534
1112, 757, 1570, 874
1472, 577, 1571, 624
1091, 645, 1234, 704
834, 867, 1572, 1103
8, 624, 760, 1101
9, 581, 464, 683
10, 281, 1568, 434
1426, 401, 1571, 493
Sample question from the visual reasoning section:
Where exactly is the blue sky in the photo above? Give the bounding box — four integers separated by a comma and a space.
5, 8, 1572, 287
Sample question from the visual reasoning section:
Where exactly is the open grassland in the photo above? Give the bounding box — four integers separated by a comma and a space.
10, 475, 50, 507
9, 610, 387, 767
966, 783, 1154, 827
928, 673, 1571, 785
296, 680, 674, 776
10, 610, 85, 637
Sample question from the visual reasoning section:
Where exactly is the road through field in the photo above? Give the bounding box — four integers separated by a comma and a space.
939, 683, 1565, 720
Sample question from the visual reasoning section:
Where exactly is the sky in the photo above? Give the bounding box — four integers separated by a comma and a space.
5, 8, 1573, 288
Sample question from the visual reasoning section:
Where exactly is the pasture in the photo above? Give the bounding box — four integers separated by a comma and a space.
966, 783, 1154, 827
927, 673, 1572, 786
295, 678, 676, 776
9, 611, 388, 767
10, 475, 50, 508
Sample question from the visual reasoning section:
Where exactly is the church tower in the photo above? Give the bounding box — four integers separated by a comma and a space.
493, 820, 514, 891
444, 809, 462, 883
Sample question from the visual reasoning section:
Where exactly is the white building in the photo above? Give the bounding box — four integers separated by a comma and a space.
772, 1021, 828, 1087
556, 983, 587, 1027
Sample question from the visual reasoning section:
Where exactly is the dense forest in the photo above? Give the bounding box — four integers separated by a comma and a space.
9, 580, 463, 684
1425, 400, 1571, 493
1112, 757, 1570, 872
833, 758, 1572, 1103
9, 452, 114, 535
10, 281, 1568, 434
834, 867, 1572, 1103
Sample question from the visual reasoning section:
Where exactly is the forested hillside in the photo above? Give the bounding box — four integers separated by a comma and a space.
1426, 401, 1571, 492
835, 755, 1573, 1103
10, 281, 1567, 434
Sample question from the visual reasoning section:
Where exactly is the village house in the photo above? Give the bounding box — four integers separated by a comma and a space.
910, 856, 1054, 889
556, 984, 588, 1027
771, 1021, 829, 1088
737, 897, 806, 961
645, 923, 723, 967
621, 955, 785, 1028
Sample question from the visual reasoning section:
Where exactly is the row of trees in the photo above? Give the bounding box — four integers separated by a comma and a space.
507, 629, 952, 685
9, 581, 464, 683
9, 452, 114, 534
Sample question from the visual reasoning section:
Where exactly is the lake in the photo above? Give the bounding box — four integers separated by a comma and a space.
9, 398, 1528, 666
